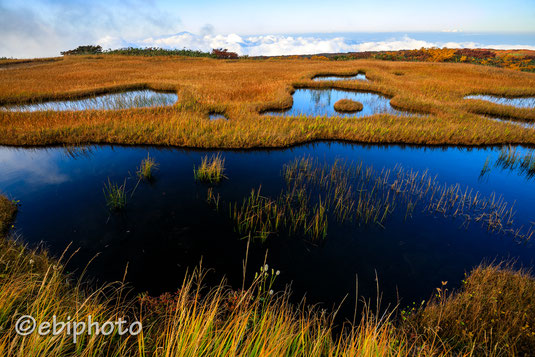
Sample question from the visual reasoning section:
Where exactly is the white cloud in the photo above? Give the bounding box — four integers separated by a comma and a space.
112, 33, 535, 56
0, 150, 69, 187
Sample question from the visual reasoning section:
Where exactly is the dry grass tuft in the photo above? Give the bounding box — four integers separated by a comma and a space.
333, 99, 363, 113
404, 263, 535, 356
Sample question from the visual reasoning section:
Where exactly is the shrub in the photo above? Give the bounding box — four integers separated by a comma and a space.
211, 48, 239, 59
61, 45, 103, 56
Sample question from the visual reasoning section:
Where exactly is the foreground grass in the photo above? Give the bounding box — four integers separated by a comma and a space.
0, 196, 17, 235
0, 56, 534, 148
1, 195, 534, 355
404, 263, 535, 356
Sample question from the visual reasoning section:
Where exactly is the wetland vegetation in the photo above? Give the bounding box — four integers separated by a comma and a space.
1, 143, 535, 355
1, 55, 535, 147
1, 51, 535, 356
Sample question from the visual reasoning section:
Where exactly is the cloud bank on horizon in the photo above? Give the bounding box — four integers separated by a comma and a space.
1, 0, 535, 58
99, 32, 535, 57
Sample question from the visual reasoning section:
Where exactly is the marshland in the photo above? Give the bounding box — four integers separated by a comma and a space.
1, 51, 535, 356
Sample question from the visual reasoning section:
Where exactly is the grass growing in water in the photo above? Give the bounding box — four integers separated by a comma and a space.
103, 178, 127, 210
136, 153, 159, 180
225, 156, 533, 242
194, 153, 227, 183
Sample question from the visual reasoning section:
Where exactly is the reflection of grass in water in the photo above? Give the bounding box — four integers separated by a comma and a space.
225, 156, 533, 242
494, 146, 535, 179
4, 90, 177, 112
465, 95, 535, 109
479, 156, 492, 180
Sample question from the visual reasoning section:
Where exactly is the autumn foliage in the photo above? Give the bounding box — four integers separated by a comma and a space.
211, 48, 239, 59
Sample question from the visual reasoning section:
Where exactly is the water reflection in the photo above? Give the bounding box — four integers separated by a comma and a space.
1, 143, 534, 321
465, 95, 535, 109
312, 73, 368, 82
265, 88, 410, 117
1, 90, 178, 112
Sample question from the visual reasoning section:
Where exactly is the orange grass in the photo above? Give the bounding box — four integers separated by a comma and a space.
0, 55, 534, 148
333, 99, 363, 113
403, 263, 535, 356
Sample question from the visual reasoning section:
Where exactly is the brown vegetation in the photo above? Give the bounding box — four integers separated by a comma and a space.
333, 99, 363, 113
0, 196, 16, 236
404, 263, 535, 356
0, 55, 534, 148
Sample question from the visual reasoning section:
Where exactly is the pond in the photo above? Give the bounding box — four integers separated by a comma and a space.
0, 90, 178, 112
264, 88, 411, 117
465, 95, 535, 109
1, 142, 534, 320
209, 113, 227, 120
312, 74, 368, 82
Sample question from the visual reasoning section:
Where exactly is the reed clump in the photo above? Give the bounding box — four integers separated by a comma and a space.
194, 153, 227, 183
136, 153, 159, 180
333, 99, 363, 113
103, 178, 127, 210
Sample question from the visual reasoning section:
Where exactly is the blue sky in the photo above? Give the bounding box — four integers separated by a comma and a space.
173, 0, 535, 34
1, 0, 534, 58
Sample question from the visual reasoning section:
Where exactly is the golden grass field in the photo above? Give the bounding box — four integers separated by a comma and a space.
1, 55, 535, 148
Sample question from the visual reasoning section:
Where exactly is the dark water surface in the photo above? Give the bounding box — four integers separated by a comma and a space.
1, 143, 534, 319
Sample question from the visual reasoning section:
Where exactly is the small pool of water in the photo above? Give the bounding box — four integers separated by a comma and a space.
484, 116, 535, 129
465, 95, 535, 109
264, 88, 411, 117
312, 73, 368, 82
1, 90, 178, 112
1, 142, 534, 320
209, 113, 227, 120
